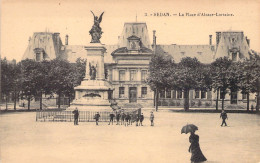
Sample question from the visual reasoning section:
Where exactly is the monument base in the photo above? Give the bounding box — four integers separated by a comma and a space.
66, 105, 112, 111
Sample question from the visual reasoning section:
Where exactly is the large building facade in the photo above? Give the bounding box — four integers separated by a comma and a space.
22, 22, 257, 108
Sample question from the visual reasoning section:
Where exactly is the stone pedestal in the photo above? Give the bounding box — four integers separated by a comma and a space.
67, 43, 114, 111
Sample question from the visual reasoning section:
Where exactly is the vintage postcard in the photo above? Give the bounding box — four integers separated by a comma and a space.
1, 0, 260, 162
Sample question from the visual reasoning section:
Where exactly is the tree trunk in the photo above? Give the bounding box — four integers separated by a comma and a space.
58, 92, 61, 109
5, 94, 8, 110
221, 93, 225, 110
40, 91, 42, 110
155, 89, 159, 112
216, 89, 219, 111
68, 96, 71, 107
184, 89, 190, 111
14, 91, 17, 110
28, 97, 30, 110
246, 92, 250, 112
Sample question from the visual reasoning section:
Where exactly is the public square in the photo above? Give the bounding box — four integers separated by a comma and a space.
0, 109, 259, 163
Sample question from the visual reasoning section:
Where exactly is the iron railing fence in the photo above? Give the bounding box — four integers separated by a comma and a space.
36, 108, 141, 122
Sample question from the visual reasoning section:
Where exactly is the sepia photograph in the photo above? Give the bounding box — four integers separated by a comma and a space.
0, 0, 260, 162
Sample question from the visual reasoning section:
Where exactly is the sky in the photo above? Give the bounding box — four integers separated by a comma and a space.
1, 0, 260, 61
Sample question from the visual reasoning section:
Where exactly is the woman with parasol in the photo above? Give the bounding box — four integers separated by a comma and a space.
182, 124, 207, 163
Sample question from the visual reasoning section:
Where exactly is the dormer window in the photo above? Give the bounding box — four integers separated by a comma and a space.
127, 35, 141, 50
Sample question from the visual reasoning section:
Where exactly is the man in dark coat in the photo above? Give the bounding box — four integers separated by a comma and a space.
72, 108, 79, 125
135, 113, 140, 126
139, 113, 144, 126
94, 112, 100, 125
220, 110, 228, 126
121, 112, 126, 125
125, 113, 130, 126
108, 112, 115, 125
116, 112, 121, 125
150, 111, 154, 126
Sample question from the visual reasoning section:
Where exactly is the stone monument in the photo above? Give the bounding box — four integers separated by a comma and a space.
68, 11, 114, 111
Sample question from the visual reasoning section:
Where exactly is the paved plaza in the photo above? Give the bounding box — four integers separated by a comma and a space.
0, 110, 259, 163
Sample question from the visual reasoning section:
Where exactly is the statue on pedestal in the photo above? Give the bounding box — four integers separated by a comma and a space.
89, 11, 104, 43
89, 63, 97, 80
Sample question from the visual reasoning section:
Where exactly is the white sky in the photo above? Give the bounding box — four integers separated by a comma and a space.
1, 0, 260, 61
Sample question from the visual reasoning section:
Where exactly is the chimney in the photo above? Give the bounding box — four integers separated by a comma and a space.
65, 35, 69, 45
153, 30, 156, 54
209, 35, 212, 45
245, 36, 250, 47
216, 32, 221, 48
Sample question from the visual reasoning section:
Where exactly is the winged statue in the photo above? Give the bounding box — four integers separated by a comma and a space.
89, 11, 104, 43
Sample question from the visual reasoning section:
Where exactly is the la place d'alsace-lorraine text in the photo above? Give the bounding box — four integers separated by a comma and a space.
145, 12, 234, 17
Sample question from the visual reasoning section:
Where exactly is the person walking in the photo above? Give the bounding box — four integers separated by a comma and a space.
220, 110, 228, 126
72, 107, 79, 125
121, 112, 126, 125
116, 112, 121, 125
94, 112, 100, 125
125, 113, 130, 126
108, 112, 115, 125
150, 111, 154, 126
135, 113, 140, 126
139, 113, 144, 126
188, 131, 207, 163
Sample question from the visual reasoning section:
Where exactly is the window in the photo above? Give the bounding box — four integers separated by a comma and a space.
242, 92, 247, 100
195, 89, 200, 99
177, 90, 182, 99
160, 90, 165, 98
180, 52, 185, 56
141, 70, 147, 81
166, 89, 171, 98
232, 53, 237, 61
119, 87, 125, 98
130, 70, 136, 81
201, 90, 206, 99
197, 52, 202, 55
119, 70, 125, 81
172, 90, 176, 99
141, 87, 147, 98
36, 53, 41, 61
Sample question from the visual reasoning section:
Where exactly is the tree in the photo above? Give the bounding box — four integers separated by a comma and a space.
147, 53, 174, 111
49, 59, 74, 108
211, 57, 232, 110
247, 54, 260, 112
20, 59, 40, 110
11, 62, 22, 110
64, 58, 86, 106
1, 58, 13, 110
174, 57, 202, 111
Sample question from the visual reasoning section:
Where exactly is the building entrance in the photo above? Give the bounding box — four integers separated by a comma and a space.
230, 91, 237, 104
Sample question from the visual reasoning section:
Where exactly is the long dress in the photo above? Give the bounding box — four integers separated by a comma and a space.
189, 134, 207, 162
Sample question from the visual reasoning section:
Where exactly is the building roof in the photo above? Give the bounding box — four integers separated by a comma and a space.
22, 32, 62, 60
156, 44, 215, 63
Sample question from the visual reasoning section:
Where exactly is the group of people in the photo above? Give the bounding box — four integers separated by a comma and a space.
108, 111, 145, 126
107, 110, 155, 126
72, 108, 155, 126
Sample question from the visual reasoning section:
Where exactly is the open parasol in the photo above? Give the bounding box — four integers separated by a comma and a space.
181, 124, 198, 134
